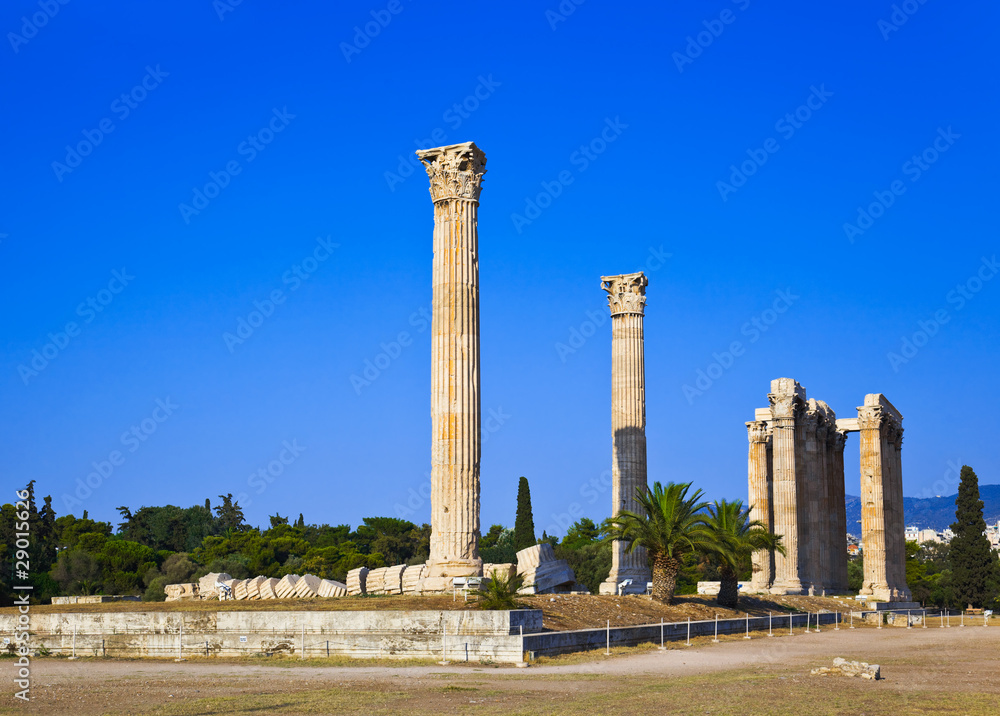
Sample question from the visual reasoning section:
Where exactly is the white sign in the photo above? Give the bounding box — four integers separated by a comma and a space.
2, 638, 9, 645
239, 636, 247, 643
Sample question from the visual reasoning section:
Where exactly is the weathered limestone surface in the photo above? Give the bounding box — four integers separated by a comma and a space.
811, 657, 881, 680
275, 575, 300, 599
858, 393, 911, 602
417, 142, 487, 592
401, 565, 425, 594
234, 580, 250, 600
746, 420, 773, 591
244, 576, 266, 600
258, 578, 279, 600
294, 574, 322, 599
164, 584, 198, 602
598, 272, 651, 595
381, 565, 407, 595
482, 563, 516, 581
516, 544, 576, 594
198, 573, 232, 600
347, 567, 368, 596
318, 579, 348, 598
767, 379, 805, 594
365, 567, 387, 595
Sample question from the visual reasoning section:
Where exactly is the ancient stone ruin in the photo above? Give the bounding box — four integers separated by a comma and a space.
746, 378, 912, 602
598, 272, 651, 594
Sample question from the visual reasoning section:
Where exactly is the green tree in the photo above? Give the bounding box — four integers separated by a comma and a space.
704, 499, 784, 608
950, 466, 997, 609
604, 481, 712, 604
214, 494, 247, 533
481, 526, 516, 564
513, 476, 535, 552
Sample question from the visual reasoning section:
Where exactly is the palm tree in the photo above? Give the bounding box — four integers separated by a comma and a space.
705, 499, 785, 608
604, 481, 713, 604
478, 569, 527, 610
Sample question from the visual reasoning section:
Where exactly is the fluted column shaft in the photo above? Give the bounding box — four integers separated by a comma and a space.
599, 272, 650, 594
747, 421, 773, 591
858, 406, 888, 598
418, 143, 486, 582
769, 394, 804, 594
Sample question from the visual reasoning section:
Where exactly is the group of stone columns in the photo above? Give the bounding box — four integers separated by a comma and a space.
415, 142, 651, 592
747, 379, 911, 601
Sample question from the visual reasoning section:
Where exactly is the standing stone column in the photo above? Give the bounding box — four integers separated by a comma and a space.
599, 272, 651, 595
828, 429, 849, 591
747, 420, 774, 592
857, 394, 910, 601
768, 378, 805, 594
417, 142, 486, 589
801, 405, 822, 592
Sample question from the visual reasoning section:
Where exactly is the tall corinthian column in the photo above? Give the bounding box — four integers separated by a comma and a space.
417, 142, 486, 589
768, 378, 805, 594
598, 272, 651, 595
747, 420, 774, 591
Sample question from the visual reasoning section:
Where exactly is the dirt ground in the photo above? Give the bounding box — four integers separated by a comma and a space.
12, 593, 860, 631
3, 618, 996, 715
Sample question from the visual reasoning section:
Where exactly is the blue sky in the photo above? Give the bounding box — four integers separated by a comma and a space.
2, 0, 998, 535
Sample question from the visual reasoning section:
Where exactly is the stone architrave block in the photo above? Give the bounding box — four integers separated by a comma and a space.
198, 572, 232, 600
516, 544, 576, 594
294, 574, 322, 598
401, 565, 425, 594
318, 579, 348, 598
366, 567, 387, 594
347, 567, 368, 596
275, 574, 301, 599
244, 576, 266, 600
515, 544, 554, 572
164, 583, 198, 602
381, 565, 407, 595
482, 563, 516, 582
258, 578, 280, 600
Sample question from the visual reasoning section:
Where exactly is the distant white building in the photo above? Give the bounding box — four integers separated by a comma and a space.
905, 525, 919, 541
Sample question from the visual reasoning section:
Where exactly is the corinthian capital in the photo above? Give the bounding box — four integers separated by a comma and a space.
746, 420, 771, 444
601, 272, 647, 316
417, 141, 487, 203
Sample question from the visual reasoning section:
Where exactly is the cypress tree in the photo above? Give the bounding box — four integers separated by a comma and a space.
513, 476, 536, 552
950, 465, 994, 609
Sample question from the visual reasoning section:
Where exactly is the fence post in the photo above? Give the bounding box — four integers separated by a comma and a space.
834, 611, 840, 631
922, 609, 927, 628
301, 627, 305, 660
850, 610, 854, 629
960, 611, 965, 627
686, 617, 691, 646
71, 625, 77, 659
789, 612, 793, 636
606, 620, 610, 655
908, 610, 912, 629
744, 613, 751, 640
877, 611, 882, 630
658, 618, 665, 651
814, 613, 820, 633
768, 612, 773, 637
175, 622, 184, 661
327, 640, 330, 658
805, 612, 810, 634
713, 615, 719, 643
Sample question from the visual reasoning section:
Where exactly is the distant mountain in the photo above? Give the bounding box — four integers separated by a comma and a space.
845, 484, 1000, 532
